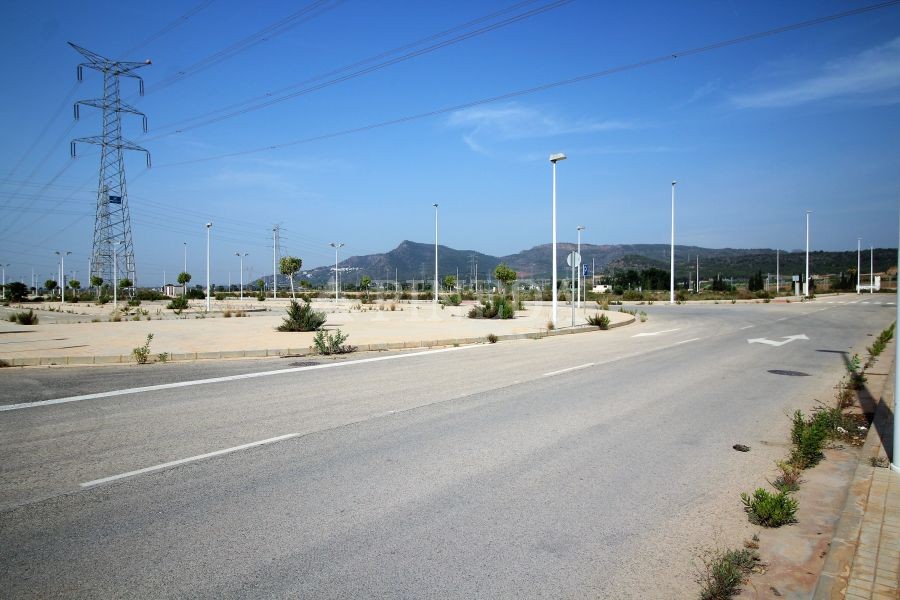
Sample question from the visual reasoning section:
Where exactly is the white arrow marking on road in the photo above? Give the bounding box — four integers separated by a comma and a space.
747, 334, 809, 347
632, 328, 681, 338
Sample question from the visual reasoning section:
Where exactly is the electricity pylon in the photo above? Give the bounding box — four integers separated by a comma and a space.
69, 42, 151, 290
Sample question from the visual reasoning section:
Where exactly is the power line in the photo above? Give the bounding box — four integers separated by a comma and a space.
121, 0, 217, 56
143, 0, 342, 95
146, 0, 563, 135
155, 0, 900, 169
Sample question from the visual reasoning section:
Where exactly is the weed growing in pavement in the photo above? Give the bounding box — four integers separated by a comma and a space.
865, 322, 895, 367
312, 329, 355, 355
772, 460, 802, 492
789, 409, 829, 469
132, 333, 153, 364
870, 456, 889, 468
487, 333, 498, 344
546, 320, 555, 331
740, 488, 798, 527
696, 546, 761, 600
639, 310, 648, 322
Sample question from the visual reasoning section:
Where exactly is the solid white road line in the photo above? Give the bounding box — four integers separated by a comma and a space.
542, 363, 595, 378
0, 344, 486, 412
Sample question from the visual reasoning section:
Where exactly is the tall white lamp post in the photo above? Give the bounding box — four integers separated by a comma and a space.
1, 263, 8, 300
576, 225, 585, 308
330, 242, 344, 304
805, 210, 812, 297
776, 249, 780, 296
670, 180, 677, 304
54, 251, 71, 304
549, 152, 567, 328
870, 245, 874, 294
236, 252, 248, 300
112, 242, 125, 310
205, 222, 212, 311
857, 237, 862, 294
432, 203, 439, 305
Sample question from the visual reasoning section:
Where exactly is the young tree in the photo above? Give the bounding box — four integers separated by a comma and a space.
443, 274, 456, 291
279, 256, 302, 298
494, 263, 517, 293
5, 281, 28, 301
68, 279, 81, 292
360, 275, 372, 301
90, 275, 103, 298
177, 272, 191, 297
747, 270, 764, 292
44, 279, 58, 297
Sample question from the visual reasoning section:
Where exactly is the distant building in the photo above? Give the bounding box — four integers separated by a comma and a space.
163, 284, 179, 297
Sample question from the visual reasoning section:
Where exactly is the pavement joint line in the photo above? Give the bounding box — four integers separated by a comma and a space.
674, 337, 702, 345
80, 433, 300, 488
0, 344, 488, 412
542, 363, 594, 378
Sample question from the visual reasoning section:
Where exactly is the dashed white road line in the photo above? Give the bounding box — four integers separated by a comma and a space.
80, 433, 300, 488
543, 363, 595, 378
674, 338, 702, 345
740, 325, 754, 330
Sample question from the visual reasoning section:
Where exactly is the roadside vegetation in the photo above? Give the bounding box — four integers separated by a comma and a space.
278, 298, 326, 332
696, 321, 895, 598
312, 329, 355, 355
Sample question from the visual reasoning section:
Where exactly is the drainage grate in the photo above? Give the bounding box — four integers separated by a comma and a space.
288, 361, 319, 368
767, 369, 810, 377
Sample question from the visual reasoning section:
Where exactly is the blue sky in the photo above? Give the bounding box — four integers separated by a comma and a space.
1, 0, 899, 285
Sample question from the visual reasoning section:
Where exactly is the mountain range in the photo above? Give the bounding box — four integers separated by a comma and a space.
293, 240, 896, 285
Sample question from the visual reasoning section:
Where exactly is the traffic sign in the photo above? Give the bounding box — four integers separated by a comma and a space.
566, 251, 581, 268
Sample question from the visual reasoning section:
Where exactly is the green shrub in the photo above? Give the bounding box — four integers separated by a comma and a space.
312, 329, 355, 354
167, 296, 189, 310
257, 290, 266, 301
487, 333, 498, 344
127, 298, 141, 307
587, 312, 610, 329
278, 299, 326, 332
214, 292, 226, 301
186, 288, 206, 300
467, 296, 514, 319
789, 409, 829, 468
132, 333, 153, 365
13, 309, 39, 325
740, 488, 798, 527
444, 293, 461, 306
135, 289, 164, 301
696, 547, 760, 600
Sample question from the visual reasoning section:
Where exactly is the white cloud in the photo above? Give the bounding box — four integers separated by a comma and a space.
733, 36, 900, 109
446, 103, 637, 153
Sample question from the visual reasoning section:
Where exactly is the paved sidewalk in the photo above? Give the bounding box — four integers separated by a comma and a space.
814, 356, 900, 599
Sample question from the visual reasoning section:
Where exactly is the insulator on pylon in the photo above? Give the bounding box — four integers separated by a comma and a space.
70, 141, 76, 158
74, 104, 80, 120
142, 115, 148, 133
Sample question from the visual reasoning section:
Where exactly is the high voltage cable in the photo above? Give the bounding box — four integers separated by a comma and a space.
121, 0, 217, 56
144, 0, 343, 94
156, 0, 900, 168
147, 0, 554, 134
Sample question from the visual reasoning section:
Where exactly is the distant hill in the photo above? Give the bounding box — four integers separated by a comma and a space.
293, 241, 895, 285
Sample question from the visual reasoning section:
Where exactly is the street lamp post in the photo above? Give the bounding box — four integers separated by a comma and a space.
870, 245, 874, 294
549, 153, 567, 328
857, 237, 862, 294
805, 210, 812, 298
330, 242, 344, 304
236, 252, 248, 300
54, 251, 71, 304
576, 225, 585, 308
112, 242, 124, 310
1, 263, 8, 300
433, 203, 439, 305
206, 222, 212, 311
183, 242, 187, 296
776, 249, 780, 296
670, 180, 677, 304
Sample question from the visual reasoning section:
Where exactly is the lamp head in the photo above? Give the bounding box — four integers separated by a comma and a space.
577, 225, 585, 231
433, 203, 438, 208
549, 152, 567, 163
206, 222, 212, 228
672, 180, 677, 186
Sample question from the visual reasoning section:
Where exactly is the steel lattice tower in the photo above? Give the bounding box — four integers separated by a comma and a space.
69, 42, 151, 289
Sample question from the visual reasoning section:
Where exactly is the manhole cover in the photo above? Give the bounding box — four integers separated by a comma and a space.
767, 369, 810, 377
288, 361, 319, 367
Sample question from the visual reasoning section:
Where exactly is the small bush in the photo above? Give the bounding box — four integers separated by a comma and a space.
278, 298, 326, 332
13, 309, 39, 325
444, 293, 461, 306
546, 320, 555, 330
132, 333, 153, 365
587, 312, 610, 329
467, 296, 514, 319
257, 291, 266, 301
167, 296, 189, 310
223, 309, 232, 318
639, 310, 648, 322
696, 547, 760, 600
312, 329, 355, 354
789, 409, 832, 468
740, 488, 798, 527
773, 460, 802, 492
487, 333, 498, 344
127, 298, 141, 307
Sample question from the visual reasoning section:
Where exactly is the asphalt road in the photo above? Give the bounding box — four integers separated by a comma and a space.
0, 294, 894, 598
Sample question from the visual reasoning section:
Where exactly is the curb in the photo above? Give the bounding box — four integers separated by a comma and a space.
0, 317, 634, 367
812, 340, 896, 599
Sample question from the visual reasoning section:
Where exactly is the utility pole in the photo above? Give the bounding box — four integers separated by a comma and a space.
70, 43, 150, 291
670, 180, 677, 304
272, 225, 280, 299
